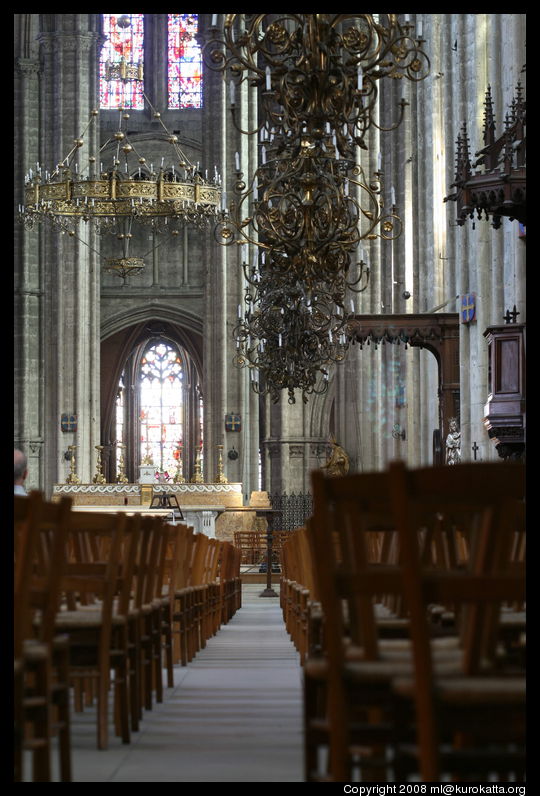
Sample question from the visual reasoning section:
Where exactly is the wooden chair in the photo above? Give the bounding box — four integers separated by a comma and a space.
129, 515, 168, 714
14, 491, 73, 782
306, 461, 526, 782
171, 524, 196, 666
203, 538, 222, 640
54, 510, 135, 750
305, 467, 476, 782
217, 541, 239, 626
233, 530, 265, 568
387, 459, 526, 782
159, 521, 190, 688
189, 532, 211, 656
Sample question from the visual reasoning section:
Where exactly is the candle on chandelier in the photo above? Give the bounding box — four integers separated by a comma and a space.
357, 64, 363, 90
265, 67, 271, 91
235, 151, 240, 171
211, 14, 217, 26
391, 186, 396, 206
229, 80, 236, 106
417, 19, 423, 38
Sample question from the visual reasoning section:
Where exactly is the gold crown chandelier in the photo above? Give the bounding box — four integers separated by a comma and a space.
19, 99, 222, 236
19, 22, 222, 280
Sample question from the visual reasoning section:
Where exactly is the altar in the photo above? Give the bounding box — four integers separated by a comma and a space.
51, 483, 270, 540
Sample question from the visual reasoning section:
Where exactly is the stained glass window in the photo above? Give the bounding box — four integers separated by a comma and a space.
100, 14, 145, 109
138, 342, 184, 475
167, 14, 202, 109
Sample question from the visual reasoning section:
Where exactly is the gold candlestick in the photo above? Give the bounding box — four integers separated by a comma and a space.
214, 444, 228, 484
93, 445, 107, 484
66, 445, 81, 484
190, 447, 204, 483
116, 442, 129, 484
174, 444, 185, 483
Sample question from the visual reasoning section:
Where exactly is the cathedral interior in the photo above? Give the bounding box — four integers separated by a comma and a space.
14, 13, 526, 784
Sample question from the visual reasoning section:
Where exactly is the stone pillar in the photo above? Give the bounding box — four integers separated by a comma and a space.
200, 14, 260, 499
35, 16, 102, 492
15, 42, 43, 490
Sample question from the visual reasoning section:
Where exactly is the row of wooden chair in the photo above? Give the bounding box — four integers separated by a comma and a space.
280, 526, 320, 665
280, 460, 525, 783
233, 529, 292, 569
14, 493, 242, 782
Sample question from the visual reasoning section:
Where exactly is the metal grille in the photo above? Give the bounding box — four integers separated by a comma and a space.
268, 491, 313, 531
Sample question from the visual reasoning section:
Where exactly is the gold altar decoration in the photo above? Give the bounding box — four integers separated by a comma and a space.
116, 442, 129, 484
214, 445, 228, 484
141, 451, 154, 466
190, 447, 204, 484
92, 445, 107, 484
173, 444, 186, 483
66, 445, 81, 484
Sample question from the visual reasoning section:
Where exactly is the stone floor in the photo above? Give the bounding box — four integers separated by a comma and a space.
36, 584, 305, 783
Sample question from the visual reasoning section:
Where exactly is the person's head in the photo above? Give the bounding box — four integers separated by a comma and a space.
14, 448, 28, 485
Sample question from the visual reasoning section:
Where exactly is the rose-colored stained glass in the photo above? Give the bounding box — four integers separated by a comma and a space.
168, 14, 202, 109
100, 14, 144, 109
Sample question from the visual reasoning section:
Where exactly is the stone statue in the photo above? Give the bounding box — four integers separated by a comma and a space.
322, 437, 350, 477
445, 417, 461, 465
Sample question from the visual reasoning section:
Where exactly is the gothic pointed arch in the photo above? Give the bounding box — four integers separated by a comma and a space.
101, 309, 203, 482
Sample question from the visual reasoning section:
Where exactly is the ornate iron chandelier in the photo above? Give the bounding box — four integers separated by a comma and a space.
233, 256, 353, 403
216, 137, 400, 286
216, 122, 401, 402
204, 14, 429, 146
205, 14, 429, 403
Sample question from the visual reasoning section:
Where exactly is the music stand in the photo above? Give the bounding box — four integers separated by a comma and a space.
150, 492, 184, 520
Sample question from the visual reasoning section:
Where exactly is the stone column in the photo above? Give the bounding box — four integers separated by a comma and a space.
36, 16, 102, 492
15, 44, 43, 491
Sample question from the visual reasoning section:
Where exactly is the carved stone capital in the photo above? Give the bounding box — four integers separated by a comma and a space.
15, 57, 40, 76
266, 443, 281, 458
37, 31, 100, 55
289, 444, 304, 459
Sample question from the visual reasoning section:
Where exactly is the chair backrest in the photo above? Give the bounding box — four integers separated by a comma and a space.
131, 516, 163, 609
388, 459, 525, 673
161, 521, 190, 597
386, 459, 525, 781
189, 532, 210, 586
14, 491, 73, 653
173, 524, 195, 591
310, 468, 398, 662
204, 538, 221, 584
62, 510, 129, 647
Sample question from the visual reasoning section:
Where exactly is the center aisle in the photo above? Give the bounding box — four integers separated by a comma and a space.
70, 584, 304, 782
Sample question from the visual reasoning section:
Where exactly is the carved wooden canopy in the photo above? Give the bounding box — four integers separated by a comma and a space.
444, 83, 526, 229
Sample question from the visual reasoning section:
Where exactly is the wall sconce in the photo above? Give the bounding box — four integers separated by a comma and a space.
392, 423, 406, 441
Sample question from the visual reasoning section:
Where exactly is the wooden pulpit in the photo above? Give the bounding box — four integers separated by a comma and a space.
483, 318, 526, 459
